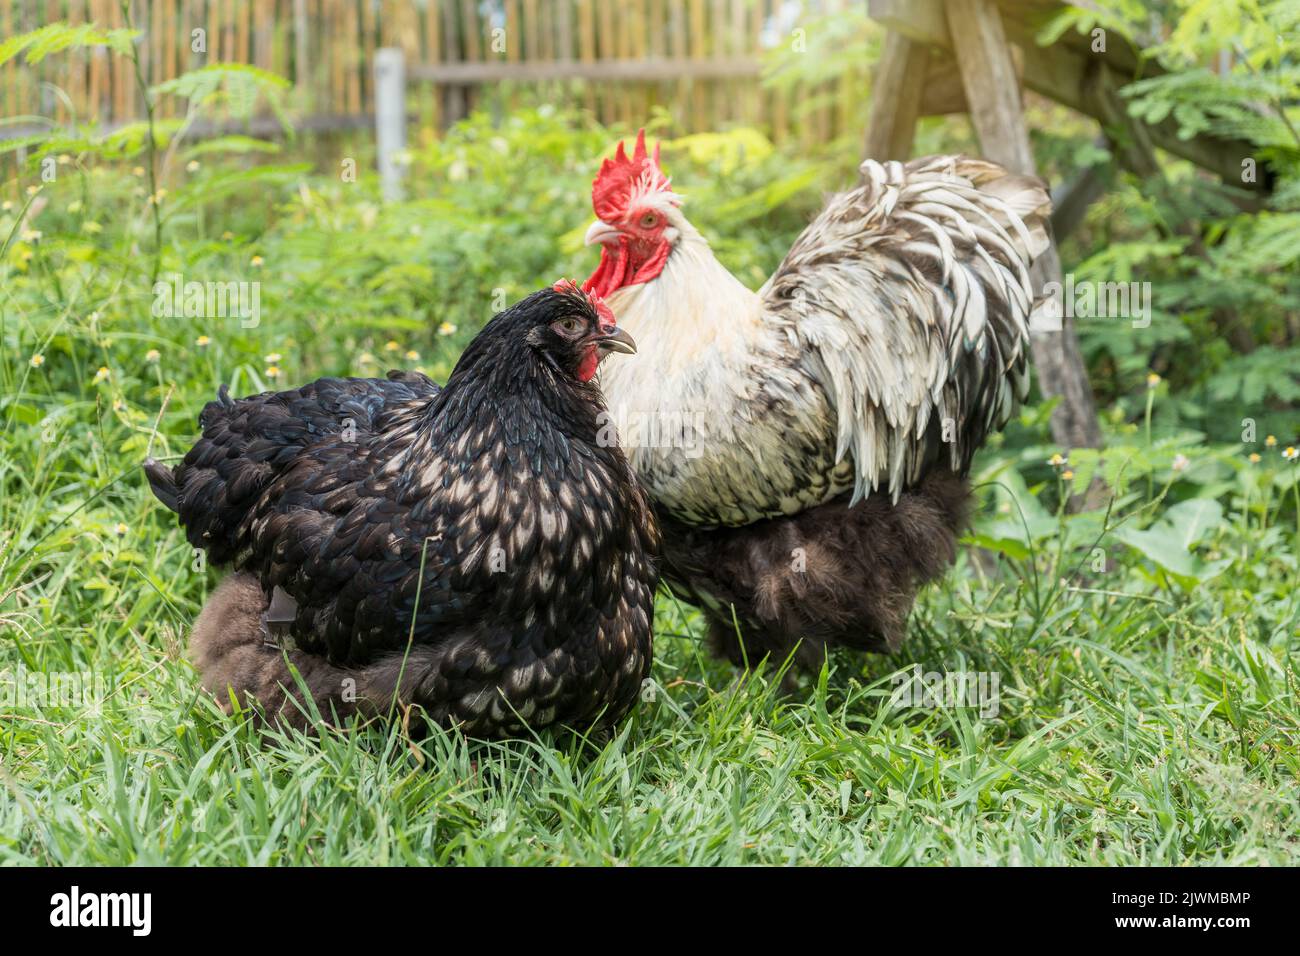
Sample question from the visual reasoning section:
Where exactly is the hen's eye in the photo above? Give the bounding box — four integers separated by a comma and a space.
551, 316, 583, 336
639, 212, 658, 229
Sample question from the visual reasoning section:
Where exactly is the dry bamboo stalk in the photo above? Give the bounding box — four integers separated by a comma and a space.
431, 0, 447, 65
314, 0, 326, 99
207, 0, 219, 63
236, 0, 250, 66
503, 0, 518, 115
669, 0, 687, 133
506, 0, 519, 60
731, 0, 750, 129
652, 0, 669, 127
2, 2, 11, 120
524, 0, 538, 62
577, 0, 595, 116
401, 1, 418, 58
709, 0, 725, 128
556, 0, 573, 62
617, 0, 633, 126
176, 0, 188, 111
347, 0, 360, 115
330, 0, 344, 114
536, 0, 558, 113
688, 0, 705, 128
596, 0, 613, 125
461, 0, 478, 60
539, 0, 553, 63
273, 0, 285, 77
66, 0, 85, 123
255, 0, 271, 72
578, 1, 595, 61
46, 0, 62, 123
89, 0, 108, 121
442, 0, 465, 123
636, 0, 652, 128
294, 0, 305, 103
360, 0, 375, 106
424, 0, 440, 132
161, 0, 174, 114
649, 0, 664, 59
630, 0, 646, 128
113, 0, 129, 123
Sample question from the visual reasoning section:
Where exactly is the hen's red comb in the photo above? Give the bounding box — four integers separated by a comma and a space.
553, 277, 616, 326
591, 128, 671, 222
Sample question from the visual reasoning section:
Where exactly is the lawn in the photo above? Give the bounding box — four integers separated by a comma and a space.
2, 34, 1299, 864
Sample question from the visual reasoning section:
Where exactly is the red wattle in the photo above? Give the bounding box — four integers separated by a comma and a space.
577, 345, 600, 382
631, 242, 669, 286
584, 239, 667, 298
584, 245, 627, 299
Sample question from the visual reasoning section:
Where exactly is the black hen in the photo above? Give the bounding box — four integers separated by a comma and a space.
145, 282, 658, 737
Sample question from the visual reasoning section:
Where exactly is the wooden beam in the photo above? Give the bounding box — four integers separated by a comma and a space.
869, 0, 1267, 192
408, 56, 761, 84
945, 0, 1105, 465
918, 45, 1022, 115
918, 62, 966, 115
946, 0, 1033, 171
870, 0, 948, 45
863, 31, 929, 160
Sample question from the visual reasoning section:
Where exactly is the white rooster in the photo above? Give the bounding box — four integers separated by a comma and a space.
582, 131, 1052, 666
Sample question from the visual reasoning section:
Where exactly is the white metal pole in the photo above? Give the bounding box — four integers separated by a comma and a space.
374, 47, 406, 202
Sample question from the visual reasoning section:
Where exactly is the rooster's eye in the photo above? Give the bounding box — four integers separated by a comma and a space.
551, 316, 584, 337
639, 213, 658, 229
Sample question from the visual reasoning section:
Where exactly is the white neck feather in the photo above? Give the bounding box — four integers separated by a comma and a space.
602, 225, 764, 363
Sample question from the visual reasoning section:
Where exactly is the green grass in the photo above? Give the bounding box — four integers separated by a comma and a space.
2, 113, 1299, 866
2, 450, 1298, 863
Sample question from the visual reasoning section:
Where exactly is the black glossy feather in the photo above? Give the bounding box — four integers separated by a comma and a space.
148, 287, 659, 736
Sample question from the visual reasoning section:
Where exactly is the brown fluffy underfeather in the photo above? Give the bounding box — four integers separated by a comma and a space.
191, 573, 454, 730
657, 472, 970, 670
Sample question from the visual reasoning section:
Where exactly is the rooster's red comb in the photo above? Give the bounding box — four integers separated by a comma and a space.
553, 278, 616, 325
591, 128, 672, 222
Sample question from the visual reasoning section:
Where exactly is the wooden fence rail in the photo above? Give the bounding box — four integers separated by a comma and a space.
2, 0, 856, 147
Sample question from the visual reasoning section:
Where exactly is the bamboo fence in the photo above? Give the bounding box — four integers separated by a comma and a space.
2, 0, 858, 146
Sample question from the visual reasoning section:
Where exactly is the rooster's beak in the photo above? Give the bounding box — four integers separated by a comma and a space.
585, 220, 621, 246
596, 326, 636, 355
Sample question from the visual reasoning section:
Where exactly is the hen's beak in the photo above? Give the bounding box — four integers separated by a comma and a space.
595, 325, 637, 355
585, 220, 621, 246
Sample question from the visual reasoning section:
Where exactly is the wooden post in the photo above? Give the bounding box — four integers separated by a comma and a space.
374, 47, 406, 202
863, 31, 929, 161
944, 0, 1105, 468
1050, 157, 1108, 242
